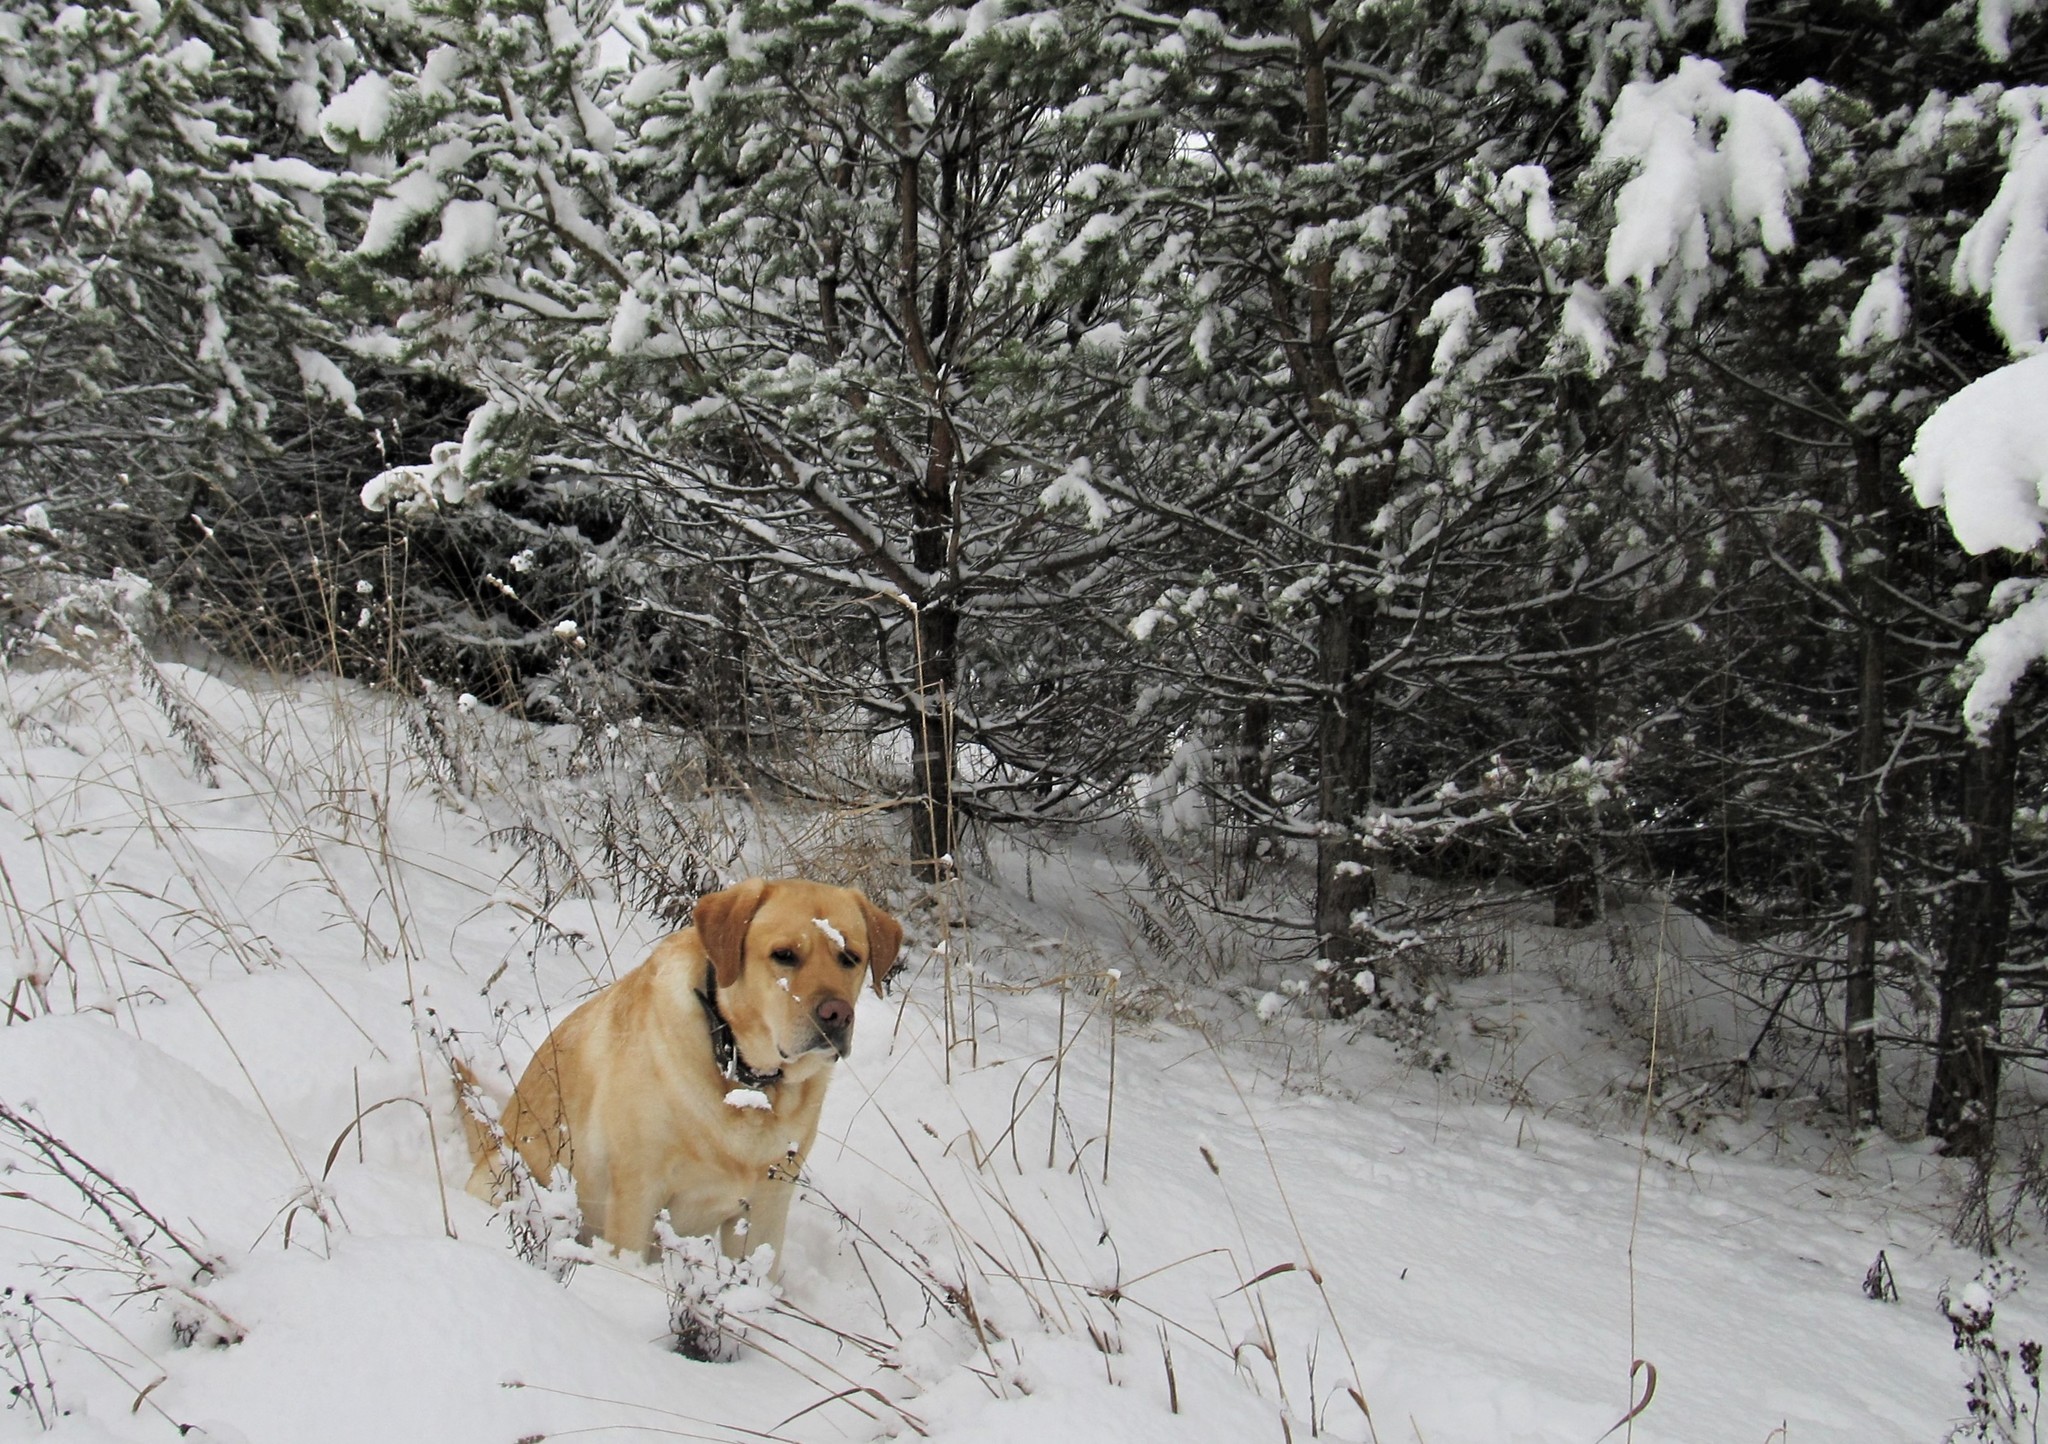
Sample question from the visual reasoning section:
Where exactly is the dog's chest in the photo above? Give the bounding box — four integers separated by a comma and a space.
707, 1093, 806, 1171
654, 1089, 812, 1228
679, 1074, 822, 1172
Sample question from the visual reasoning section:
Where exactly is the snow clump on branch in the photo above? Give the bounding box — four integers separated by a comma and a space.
1596, 57, 1809, 326
1952, 87, 2048, 354
1903, 351, 2048, 555
1903, 349, 2048, 733
360, 403, 509, 514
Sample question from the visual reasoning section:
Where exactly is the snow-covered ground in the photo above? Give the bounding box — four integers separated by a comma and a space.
0, 651, 2013, 1443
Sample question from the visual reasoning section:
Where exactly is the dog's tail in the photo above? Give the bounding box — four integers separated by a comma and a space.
450, 1057, 500, 1170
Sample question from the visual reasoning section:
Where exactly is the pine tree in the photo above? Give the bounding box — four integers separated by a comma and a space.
0, 0, 424, 623
340, 0, 1179, 868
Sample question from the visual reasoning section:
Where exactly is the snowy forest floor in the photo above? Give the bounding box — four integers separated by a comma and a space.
0, 649, 2018, 1444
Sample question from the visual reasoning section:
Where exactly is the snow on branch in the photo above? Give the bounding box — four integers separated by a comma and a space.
1976, 0, 2045, 62
1903, 350, 2048, 732
361, 403, 509, 513
1903, 351, 2048, 555
421, 199, 501, 273
1963, 587, 2048, 737
1952, 88, 2048, 355
1597, 57, 1808, 323
318, 72, 394, 150
1841, 265, 1908, 356
1039, 457, 1112, 530
289, 347, 363, 418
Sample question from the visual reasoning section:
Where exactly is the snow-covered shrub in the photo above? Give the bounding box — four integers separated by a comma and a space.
24, 572, 222, 788
0, 1288, 59, 1427
444, 1034, 588, 1283
1348, 746, 1639, 930
496, 1161, 588, 1287
0, 1101, 244, 1353
472, 704, 744, 933
402, 679, 481, 800
1318, 914, 1511, 1013
19, 568, 164, 663
1943, 1262, 2043, 1443
656, 1220, 778, 1364
1134, 737, 1214, 842
1116, 819, 1264, 983
0, 0, 459, 680
1313, 945, 1453, 1073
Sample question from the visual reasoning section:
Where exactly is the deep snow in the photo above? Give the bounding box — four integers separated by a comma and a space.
0, 652, 2014, 1443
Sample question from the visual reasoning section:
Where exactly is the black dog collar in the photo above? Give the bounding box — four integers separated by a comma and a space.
697, 964, 783, 1089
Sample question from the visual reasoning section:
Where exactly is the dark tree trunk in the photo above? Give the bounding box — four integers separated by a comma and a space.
1280, 14, 1378, 969
1552, 593, 1609, 929
1843, 435, 1888, 1130
1315, 544, 1377, 969
1841, 612, 1886, 1127
894, 84, 963, 881
905, 564, 959, 881
1229, 612, 1275, 897
707, 557, 752, 777
1552, 851, 1600, 930
1926, 706, 2018, 1157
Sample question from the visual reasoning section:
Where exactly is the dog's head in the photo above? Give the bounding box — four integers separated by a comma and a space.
692, 878, 903, 1080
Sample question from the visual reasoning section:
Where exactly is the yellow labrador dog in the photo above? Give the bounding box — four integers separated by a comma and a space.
463, 877, 901, 1271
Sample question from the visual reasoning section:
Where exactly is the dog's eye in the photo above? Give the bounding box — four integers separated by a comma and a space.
839, 951, 861, 970
770, 947, 799, 965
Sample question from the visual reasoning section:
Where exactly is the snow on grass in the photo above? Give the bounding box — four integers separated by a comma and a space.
0, 651, 2009, 1442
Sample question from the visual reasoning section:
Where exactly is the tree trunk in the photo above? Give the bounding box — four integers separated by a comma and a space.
1841, 612, 1886, 1128
1278, 14, 1377, 970
1926, 705, 2018, 1157
1552, 592, 1608, 929
1842, 435, 1887, 1130
707, 557, 752, 778
1228, 612, 1275, 898
905, 566, 959, 881
1316, 549, 1377, 969
1552, 846, 1600, 929
895, 83, 962, 881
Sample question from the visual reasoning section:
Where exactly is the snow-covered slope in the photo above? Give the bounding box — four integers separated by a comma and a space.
0, 654, 2005, 1443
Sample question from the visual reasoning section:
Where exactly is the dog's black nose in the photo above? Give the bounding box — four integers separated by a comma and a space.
815, 997, 853, 1034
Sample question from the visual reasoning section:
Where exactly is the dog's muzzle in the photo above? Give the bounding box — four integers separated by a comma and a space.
811, 997, 854, 1056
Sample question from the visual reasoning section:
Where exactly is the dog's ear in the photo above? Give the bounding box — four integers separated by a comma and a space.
856, 893, 904, 998
695, 878, 768, 989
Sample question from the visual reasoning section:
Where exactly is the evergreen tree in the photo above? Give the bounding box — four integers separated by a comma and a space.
0, 0, 432, 641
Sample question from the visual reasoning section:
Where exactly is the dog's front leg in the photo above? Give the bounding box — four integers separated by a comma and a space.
601, 1170, 667, 1262
729, 1178, 796, 1280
